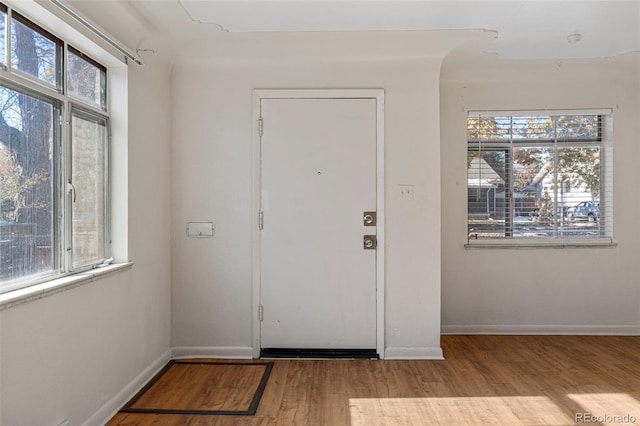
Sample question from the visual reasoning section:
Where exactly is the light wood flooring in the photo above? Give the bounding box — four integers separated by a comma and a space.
108, 335, 640, 425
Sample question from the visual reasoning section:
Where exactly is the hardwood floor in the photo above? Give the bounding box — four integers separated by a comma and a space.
107, 335, 640, 425
121, 361, 272, 414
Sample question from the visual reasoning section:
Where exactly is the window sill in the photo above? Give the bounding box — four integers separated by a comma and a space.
465, 238, 617, 249
0, 262, 134, 311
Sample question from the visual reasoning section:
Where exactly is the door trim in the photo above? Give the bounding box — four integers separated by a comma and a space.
251, 89, 385, 358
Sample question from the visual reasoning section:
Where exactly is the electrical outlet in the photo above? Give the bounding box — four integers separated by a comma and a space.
398, 184, 414, 200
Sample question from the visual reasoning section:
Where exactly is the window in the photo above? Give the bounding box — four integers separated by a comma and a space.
11, 11, 63, 88
467, 111, 612, 244
0, 4, 6, 66
0, 84, 59, 283
0, 3, 110, 294
70, 108, 108, 269
67, 46, 107, 110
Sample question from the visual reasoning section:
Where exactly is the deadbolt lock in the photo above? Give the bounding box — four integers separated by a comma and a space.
363, 211, 377, 226
363, 235, 377, 250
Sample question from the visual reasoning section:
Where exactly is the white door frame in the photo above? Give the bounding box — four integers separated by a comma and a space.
251, 89, 385, 359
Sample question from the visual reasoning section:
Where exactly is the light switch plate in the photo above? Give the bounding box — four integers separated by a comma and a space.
187, 221, 215, 237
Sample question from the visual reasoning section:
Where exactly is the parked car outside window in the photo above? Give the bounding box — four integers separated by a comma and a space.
566, 201, 599, 222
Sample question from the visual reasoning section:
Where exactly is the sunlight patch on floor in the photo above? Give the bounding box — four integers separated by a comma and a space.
567, 393, 640, 425
349, 396, 573, 426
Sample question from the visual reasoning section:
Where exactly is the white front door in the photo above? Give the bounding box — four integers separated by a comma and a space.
258, 95, 380, 353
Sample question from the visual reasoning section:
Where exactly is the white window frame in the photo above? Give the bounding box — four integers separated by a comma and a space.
466, 109, 614, 248
0, 0, 122, 297
67, 104, 110, 271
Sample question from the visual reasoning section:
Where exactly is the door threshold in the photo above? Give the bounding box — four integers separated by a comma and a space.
260, 348, 379, 359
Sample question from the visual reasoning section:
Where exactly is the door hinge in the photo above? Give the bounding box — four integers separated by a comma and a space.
259, 210, 264, 230
258, 116, 264, 137
258, 304, 264, 322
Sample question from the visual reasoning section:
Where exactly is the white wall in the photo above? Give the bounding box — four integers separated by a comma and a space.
170, 32, 478, 359
0, 56, 173, 425
440, 53, 640, 334
7, 23, 636, 423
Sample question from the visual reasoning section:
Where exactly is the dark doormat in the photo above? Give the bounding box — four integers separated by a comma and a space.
261, 348, 379, 359
120, 360, 273, 416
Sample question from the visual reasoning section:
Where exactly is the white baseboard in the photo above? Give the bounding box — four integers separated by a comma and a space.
384, 347, 444, 360
171, 346, 254, 359
83, 349, 171, 426
441, 324, 640, 335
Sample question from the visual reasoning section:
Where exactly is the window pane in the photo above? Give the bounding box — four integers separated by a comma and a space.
513, 147, 553, 237
467, 116, 511, 141
512, 116, 554, 141
11, 13, 61, 88
71, 110, 107, 268
0, 85, 55, 285
467, 150, 507, 239
0, 6, 6, 65
558, 147, 601, 237
67, 47, 106, 110
556, 115, 600, 140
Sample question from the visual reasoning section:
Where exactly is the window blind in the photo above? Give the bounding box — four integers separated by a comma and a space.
467, 111, 612, 243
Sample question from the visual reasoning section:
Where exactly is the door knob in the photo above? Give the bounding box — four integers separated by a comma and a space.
363, 211, 377, 226
363, 235, 377, 250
